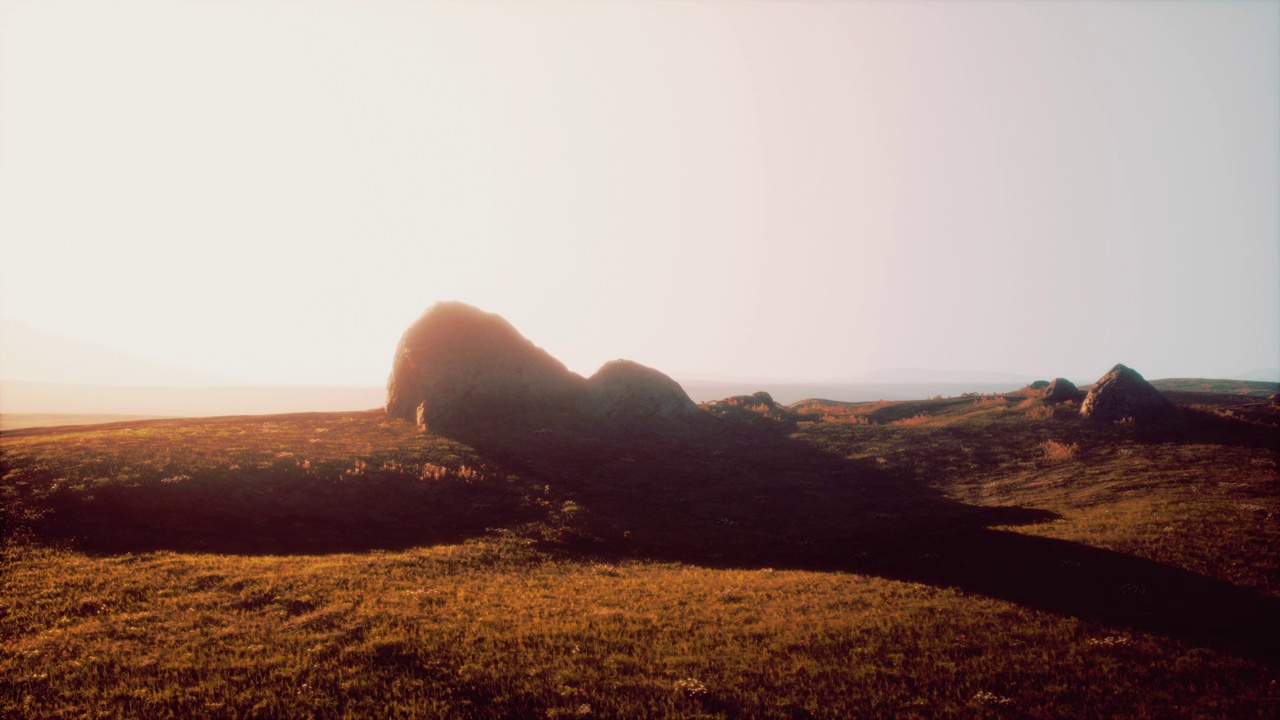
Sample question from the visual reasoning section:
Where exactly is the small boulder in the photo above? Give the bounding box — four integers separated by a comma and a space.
585, 360, 699, 421
1042, 378, 1084, 404
1080, 364, 1172, 422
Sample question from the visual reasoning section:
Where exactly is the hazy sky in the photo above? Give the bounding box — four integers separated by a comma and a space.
1, 0, 1277, 387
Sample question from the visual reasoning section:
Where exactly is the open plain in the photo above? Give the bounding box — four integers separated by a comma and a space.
2, 381, 1278, 718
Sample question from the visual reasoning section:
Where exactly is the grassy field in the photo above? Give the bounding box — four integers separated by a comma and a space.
2, 390, 1278, 718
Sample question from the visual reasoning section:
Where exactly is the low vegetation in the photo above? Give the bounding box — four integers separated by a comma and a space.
2, 389, 1278, 718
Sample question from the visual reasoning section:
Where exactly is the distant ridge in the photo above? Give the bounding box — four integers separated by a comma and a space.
849, 368, 1040, 384
1233, 369, 1280, 383
682, 377, 1279, 406
678, 379, 1034, 405
0, 318, 232, 387
677, 368, 1047, 405
1149, 378, 1279, 397
0, 413, 168, 433
0, 380, 384, 417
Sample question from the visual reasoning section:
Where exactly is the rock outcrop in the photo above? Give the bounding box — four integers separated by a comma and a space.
1042, 377, 1084, 404
385, 302, 583, 430
1080, 364, 1172, 422
386, 302, 698, 432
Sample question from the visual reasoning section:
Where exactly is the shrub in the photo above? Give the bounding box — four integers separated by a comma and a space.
821, 412, 870, 425
1040, 439, 1078, 461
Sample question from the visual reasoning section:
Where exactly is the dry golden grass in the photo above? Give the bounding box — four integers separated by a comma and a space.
1025, 404, 1054, 421
3, 396, 1279, 718
972, 394, 1009, 407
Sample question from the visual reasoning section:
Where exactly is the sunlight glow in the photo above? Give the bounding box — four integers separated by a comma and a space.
1, 1, 1276, 391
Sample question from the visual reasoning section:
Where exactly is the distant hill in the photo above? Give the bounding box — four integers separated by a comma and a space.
0, 380, 384, 418
1233, 368, 1280, 383
675, 369, 1076, 404
680, 376, 1278, 405
849, 367, 1040, 384
677, 379, 1034, 405
0, 413, 168, 433
0, 318, 231, 386
0, 318, 386, 420
1149, 378, 1278, 397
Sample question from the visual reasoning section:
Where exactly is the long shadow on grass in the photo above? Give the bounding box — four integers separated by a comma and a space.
11, 405, 1279, 664
11, 452, 546, 556
451, 408, 1280, 665
1126, 405, 1280, 451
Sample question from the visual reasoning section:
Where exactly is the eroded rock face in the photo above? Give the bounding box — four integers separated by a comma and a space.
1080, 364, 1172, 422
1043, 378, 1084, 404
386, 302, 699, 432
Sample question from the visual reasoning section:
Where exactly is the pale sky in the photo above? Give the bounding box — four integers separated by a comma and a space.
1, 0, 1277, 388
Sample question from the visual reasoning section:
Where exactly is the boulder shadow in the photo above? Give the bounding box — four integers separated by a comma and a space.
450, 411, 1280, 665
1124, 404, 1280, 451
16, 452, 542, 556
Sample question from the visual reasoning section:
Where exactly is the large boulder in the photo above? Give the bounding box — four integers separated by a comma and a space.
1080, 364, 1172, 422
385, 302, 584, 430
1042, 377, 1084, 404
386, 302, 699, 432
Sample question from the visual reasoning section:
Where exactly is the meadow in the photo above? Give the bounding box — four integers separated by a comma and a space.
2, 386, 1278, 718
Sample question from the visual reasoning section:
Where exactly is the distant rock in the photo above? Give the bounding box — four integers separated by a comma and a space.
1080, 364, 1172, 422
386, 302, 698, 432
699, 391, 789, 424
1028, 380, 1050, 390
1042, 378, 1084, 404
732, 391, 778, 410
